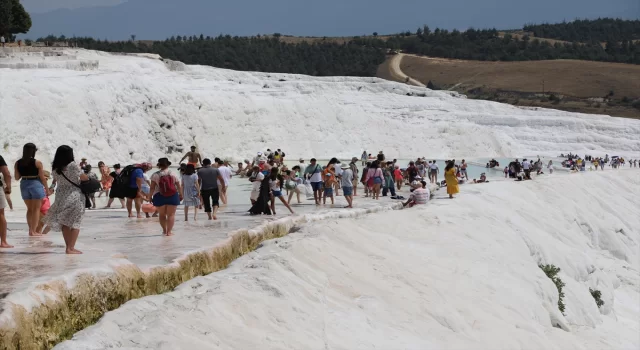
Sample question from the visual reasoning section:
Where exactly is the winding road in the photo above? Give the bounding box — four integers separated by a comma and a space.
386, 53, 425, 87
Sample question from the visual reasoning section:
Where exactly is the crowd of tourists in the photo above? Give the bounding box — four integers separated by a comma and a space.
0, 145, 456, 254
4, 143, 634, 255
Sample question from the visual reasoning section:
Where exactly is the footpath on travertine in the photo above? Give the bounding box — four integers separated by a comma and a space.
0, 176, 407, 302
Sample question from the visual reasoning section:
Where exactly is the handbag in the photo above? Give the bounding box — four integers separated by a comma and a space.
61, 172, 101, 195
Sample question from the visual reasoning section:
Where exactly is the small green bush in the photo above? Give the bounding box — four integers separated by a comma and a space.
589, 288, 604, 308
540, 264, 566, 314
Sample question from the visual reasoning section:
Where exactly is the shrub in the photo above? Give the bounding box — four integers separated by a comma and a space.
621, 96, 630, 103
632, 100, 640, 110
589, 288, 604, 308
540, 264, 566, 314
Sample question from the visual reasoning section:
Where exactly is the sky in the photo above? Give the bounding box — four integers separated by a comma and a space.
20, 0, 640, 40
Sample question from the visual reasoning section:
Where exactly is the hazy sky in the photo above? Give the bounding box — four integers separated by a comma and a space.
21, 0, 640, 40
22, 0, 125, 13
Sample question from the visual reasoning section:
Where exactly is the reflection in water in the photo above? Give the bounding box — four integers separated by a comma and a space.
0, 174, 386, 297
0, 159, 500, 298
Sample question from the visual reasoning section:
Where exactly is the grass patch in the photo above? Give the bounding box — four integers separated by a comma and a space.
589, 288, 604, 308
539, 264, 566, 315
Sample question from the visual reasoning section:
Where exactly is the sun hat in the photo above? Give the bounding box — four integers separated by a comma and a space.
157, 158, 172, 167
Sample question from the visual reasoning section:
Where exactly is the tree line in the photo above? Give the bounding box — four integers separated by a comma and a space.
35, 18, 640, 77
523, 18, 640, 43
37, 34, 386, 77
352, 26, 640, 65
0, 0, 31, 38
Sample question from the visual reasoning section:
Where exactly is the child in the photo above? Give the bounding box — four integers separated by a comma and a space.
181, 164, 201, 221
547, 161, 554, 174
503, 166, 509, 178
394, 165, 403, 191
36, 171, 53, 235
323, 172, 335, 205
270, 171, 295, 214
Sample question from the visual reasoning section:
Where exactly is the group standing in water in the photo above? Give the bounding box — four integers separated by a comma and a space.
7, 143, 634, 255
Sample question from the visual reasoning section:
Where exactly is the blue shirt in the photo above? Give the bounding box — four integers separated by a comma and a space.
130, 168, 144, 188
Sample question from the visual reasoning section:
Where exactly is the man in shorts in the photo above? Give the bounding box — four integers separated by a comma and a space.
429, 160, 439, 184
304, 158, 323, 205
460, 159, 469, 180
0, 154, 13, 248
341, 163, 354, 208
180, 146, 202, 167
349, 157, 359, 196
198, 158, 225, 220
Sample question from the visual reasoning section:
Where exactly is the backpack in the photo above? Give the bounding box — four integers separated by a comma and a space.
158, 171, 177, 197
115, 165, 140, 188
408, 166, 417, 177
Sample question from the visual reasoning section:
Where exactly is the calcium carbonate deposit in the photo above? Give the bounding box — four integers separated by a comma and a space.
0, 48, 639, 350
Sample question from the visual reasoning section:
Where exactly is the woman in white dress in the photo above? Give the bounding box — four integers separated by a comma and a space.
45, 145, 88, 254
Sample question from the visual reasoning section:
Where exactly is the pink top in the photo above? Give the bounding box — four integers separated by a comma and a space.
365, 168, 383, 182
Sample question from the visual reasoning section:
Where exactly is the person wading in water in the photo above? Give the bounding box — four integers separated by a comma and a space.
180, 146, 203, 168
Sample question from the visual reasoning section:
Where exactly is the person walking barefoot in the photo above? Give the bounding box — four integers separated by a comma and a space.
45, 145, 88, 254
105, 164, 125, 209
269, 171, 294, 214
444, 160, 459, 199
181, 164, 201, 221
197, 158, 225, 220
0, 154, 13, 248
340, 163, 354, 208
14, 143, 48, 236
149, 158, 182, 236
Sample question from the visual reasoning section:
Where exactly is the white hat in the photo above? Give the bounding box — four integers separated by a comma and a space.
257, 151, 263, 156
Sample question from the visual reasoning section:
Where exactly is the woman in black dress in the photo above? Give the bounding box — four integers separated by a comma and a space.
105, 164, 125, 208
248, 169, 273, 215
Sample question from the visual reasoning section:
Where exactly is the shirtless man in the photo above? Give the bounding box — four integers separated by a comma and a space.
180, 146, 202, 167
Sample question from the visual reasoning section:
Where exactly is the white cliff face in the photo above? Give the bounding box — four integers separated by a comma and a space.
1, 49, 639, 167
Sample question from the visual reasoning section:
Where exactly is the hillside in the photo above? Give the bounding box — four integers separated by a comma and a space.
378, 54, 640, 119
524, 18, 640, 43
